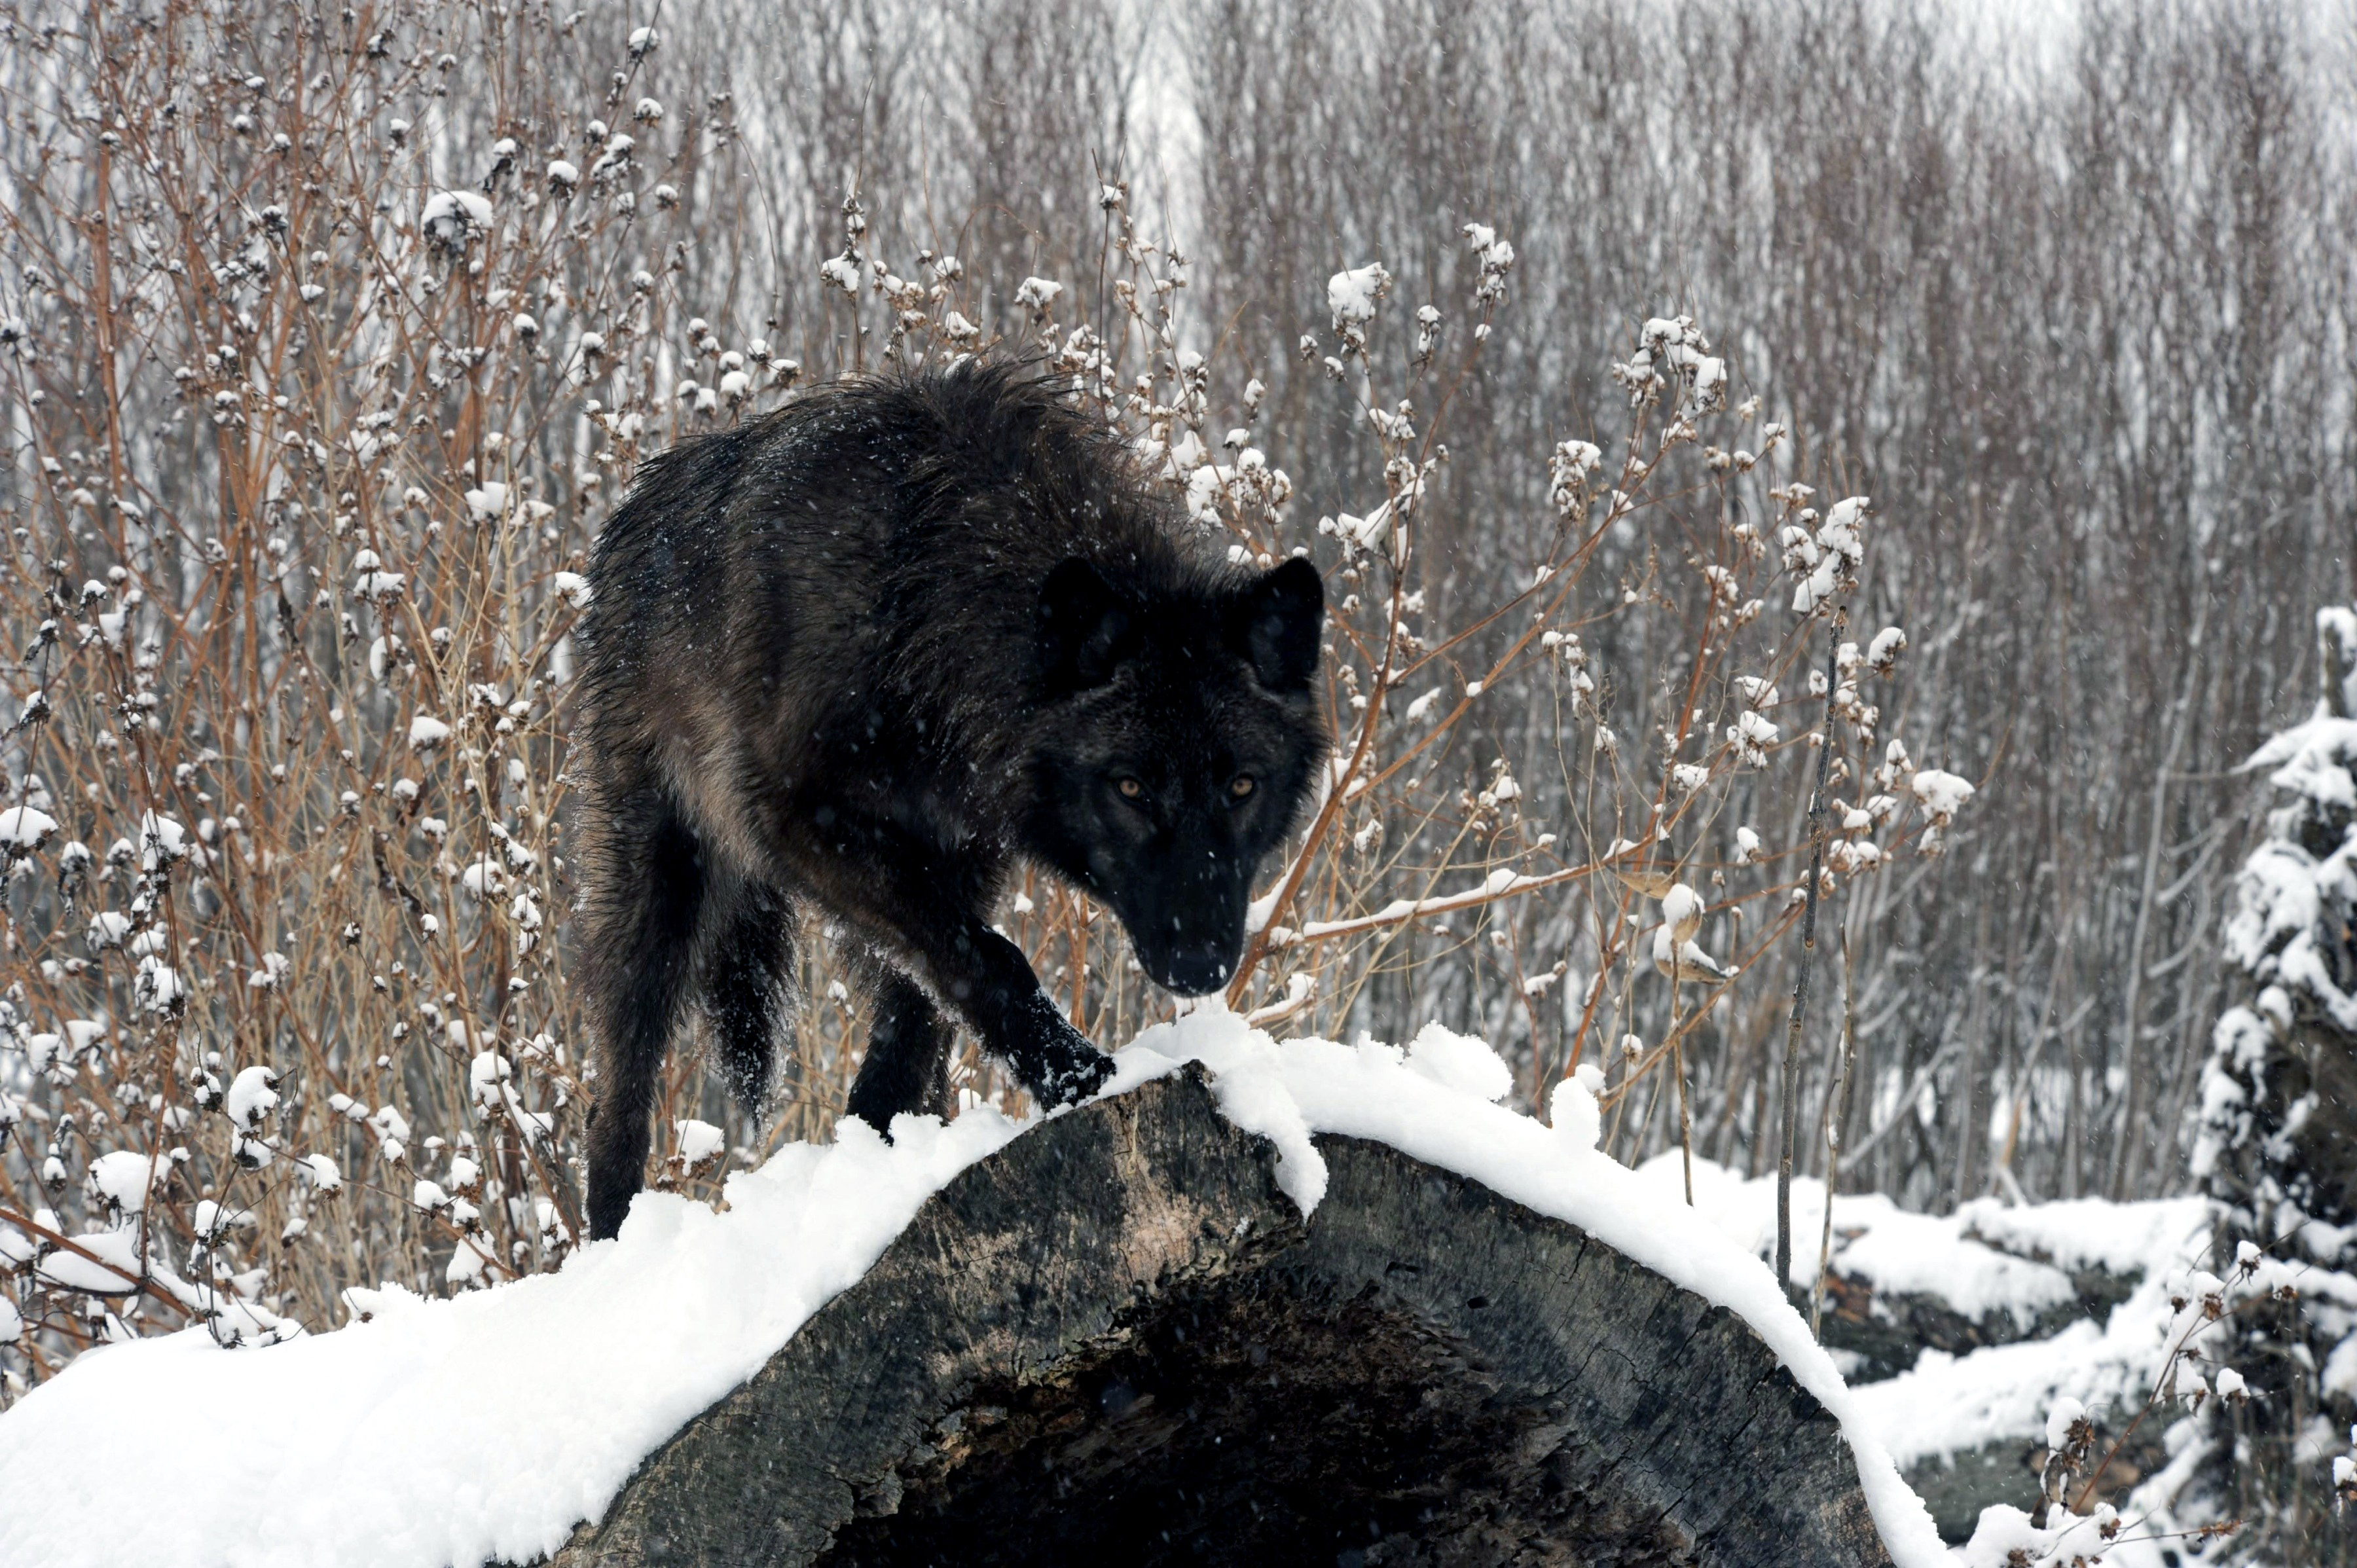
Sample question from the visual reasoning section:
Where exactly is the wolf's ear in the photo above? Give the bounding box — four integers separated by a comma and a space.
1037, 558, 1135, 695
1233, 556, 1325, 692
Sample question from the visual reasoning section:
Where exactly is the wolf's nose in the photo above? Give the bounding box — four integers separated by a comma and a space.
1156, 946, 1235, 997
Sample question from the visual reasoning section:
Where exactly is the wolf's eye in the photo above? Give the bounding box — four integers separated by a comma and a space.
1116, 776, 1144, 800
1230, 775, 1256, 799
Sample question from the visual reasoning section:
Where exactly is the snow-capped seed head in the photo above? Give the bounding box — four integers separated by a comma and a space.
1012, 276, 1063, 319
88, 1150, 161, 1214
2044, 1395, 2089, 1457
1867, 625, 1907, 675
0, 805, 59, 853
1910, 769, 1975, 825
468, 1051, 513, 1115
137, 812, 188, 871
1461, 223, 1516, 303
1326, 262, 1393, 344
418, 190, 492, 253
674, 1119, 726, 1169
193, 1198, 255, 1241
1659, 883, 1706, 943
226, 1065, 280, 1131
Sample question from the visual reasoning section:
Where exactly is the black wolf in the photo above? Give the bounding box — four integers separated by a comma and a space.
575, 359, 1328, 1239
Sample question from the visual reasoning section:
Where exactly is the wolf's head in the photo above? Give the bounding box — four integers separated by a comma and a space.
1025, 555, 1329, 996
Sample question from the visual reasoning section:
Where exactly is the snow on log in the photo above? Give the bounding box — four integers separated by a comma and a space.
0, 1017, 1946, 1568
555, 1063, 1898, 1567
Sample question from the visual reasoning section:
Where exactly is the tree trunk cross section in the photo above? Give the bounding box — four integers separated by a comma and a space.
551, 1067, 1893, 1567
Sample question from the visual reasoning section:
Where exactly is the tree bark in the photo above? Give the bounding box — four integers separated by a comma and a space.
551, 1065, 1895, 1567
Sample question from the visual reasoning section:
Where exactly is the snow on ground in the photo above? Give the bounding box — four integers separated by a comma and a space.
1639, 1154, 2209, 1344
0, 1010, 1948, 1568
1854, 1285, 2182, 1474
1642, 1156, 2080, 1326
1630, 1152, 2210, 1474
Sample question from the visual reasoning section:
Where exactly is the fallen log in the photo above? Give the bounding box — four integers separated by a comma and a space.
555, 1065, 1895, 1567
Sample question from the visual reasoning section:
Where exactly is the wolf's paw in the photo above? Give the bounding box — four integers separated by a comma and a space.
1001, 994, 1117, 1108
1032, 1040, 1117, 1107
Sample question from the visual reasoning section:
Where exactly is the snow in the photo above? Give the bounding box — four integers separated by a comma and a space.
1328, 498, 1393, 551
2044, 1395, 2086, 1451
1277, 864, 1545, 945
2221, 714, 2357, 1034
137, 810, 187, 868
1951, 1193, 2208, 1280
1652, 927, 1730, 979
1650, 1157, 2086, 1325
818, 253, 862, 295
0, 1012, 1948, 1568
1399, 1020, 1514, 1102
1910, 768, 1976, 822
1639, 1155, 2211, 1480
1326, 261, 1393, 333
0, 804, 57, 849
463, 481, 509, 524
226, 1065, 280, 1130
87, 1149, 163, 1213
1660, 881, 1705, 939
1848, 1225, 2206, 1472
1952, 1504, 2112, 1568
674, 1118, 726, 1165
418, 191, 492, 249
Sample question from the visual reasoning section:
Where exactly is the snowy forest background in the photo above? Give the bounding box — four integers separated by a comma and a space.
0, 0, 2354, 1558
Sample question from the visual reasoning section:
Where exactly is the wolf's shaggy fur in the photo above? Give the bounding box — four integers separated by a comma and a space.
576, 360, 1328, 1239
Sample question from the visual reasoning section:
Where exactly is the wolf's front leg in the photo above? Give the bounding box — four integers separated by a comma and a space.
932, 920, 1116, 1107
800, 809, 1115, 1110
